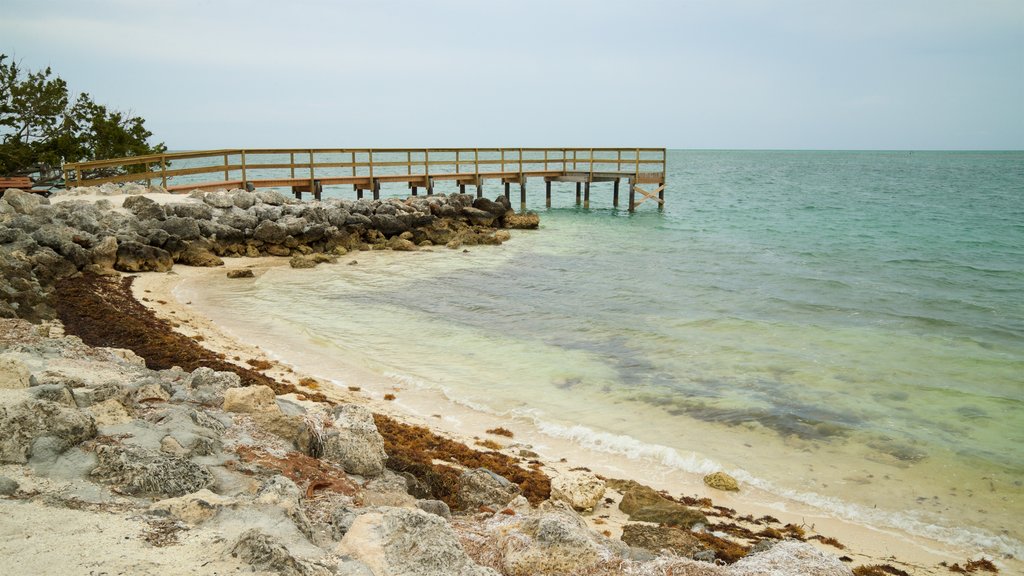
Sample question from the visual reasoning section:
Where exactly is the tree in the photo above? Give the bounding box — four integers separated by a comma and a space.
0, 54, 165, 182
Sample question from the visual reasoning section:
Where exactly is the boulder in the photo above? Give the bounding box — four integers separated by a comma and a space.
88, 398, 133, 427
226, 268, 255, 278
386, 236, 418, 251
253, 220, 288, 244
620, 524, 702, 556
462, 206, 496, 226
28, 383, 76, 407
729, 540, 854, 576
176, 243, 224, 267
320, 404, 387, 477
0, 399, 97, 463
115, 241, 173, 272
0, 354, 31, 389
457, 467, 521, 511
184, 367, 239, 406
0, 475, 18, 495
289, 253, 337, 269
472, 197, 508, 219
415, 499, 452, 520
550, 470, 606, 512
703, 471, 739, 492
122, 195, 166, 220
168, 202, 214, 220
505, 211, 540, 229
230, 529, 332, 576
91, 443, 214, 497
157, 216, 202, 240
618, 482, 708, 528
255, 189, 289, 206
149, 488, 236, 524
3, 188, 48, 215
498, 509, 604, 576
202, 191, 236, 209
87, 236, 119, 273
222, 385, 280, 414
337, 507, 498, 576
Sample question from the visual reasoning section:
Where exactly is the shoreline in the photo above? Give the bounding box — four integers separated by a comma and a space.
134, 255, 996, 574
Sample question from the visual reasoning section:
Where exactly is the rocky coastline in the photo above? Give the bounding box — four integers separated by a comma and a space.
0, 185, 989, 575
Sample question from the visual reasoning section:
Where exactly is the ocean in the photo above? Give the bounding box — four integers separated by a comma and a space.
180, 150, 1024, 559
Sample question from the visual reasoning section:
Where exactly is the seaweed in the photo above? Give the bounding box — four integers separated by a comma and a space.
54, 274, 329, 403
485, 427, 514, 438
373, 413, 550, 508
942, 559, 999, 574
853, 565, 911, 576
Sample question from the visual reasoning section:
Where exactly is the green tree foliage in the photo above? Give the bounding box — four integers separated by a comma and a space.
0, 54, 165, 182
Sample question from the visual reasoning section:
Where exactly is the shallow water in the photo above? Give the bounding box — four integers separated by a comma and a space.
185, 150, 1024, 558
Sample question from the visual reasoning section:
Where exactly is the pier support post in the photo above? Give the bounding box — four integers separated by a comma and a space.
658, 183, 665, 211
373, 180, 380, 201
504, 181, 510, 200
628, 181, 636, 212
545, 180, 552, 208
459, 184, 466, 194
357, 188, 364, 200
584, 181, 590, 208
411, 186, 418, 196
575, 182, 581, 205
314, 180, 322, 201
476, 184, 483, 198
427, 179, 434, 196
520, 182, 527, 207
613, 179, 620, 207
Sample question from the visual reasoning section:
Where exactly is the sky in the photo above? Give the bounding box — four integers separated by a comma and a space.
1, 0, 1022, 150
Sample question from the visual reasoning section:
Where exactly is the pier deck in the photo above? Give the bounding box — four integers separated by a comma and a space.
63, 148, 667, 211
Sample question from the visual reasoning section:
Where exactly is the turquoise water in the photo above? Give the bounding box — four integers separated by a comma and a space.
188, 151, 1024, 557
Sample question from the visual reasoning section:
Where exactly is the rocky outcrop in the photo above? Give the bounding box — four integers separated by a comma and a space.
91, 443, 214, 497
0, 399, 97, 463
319, 404, 388, 477
704, 471, 740, 491
338, 507, 499, 576
457, 467, 522, 511
1, 186, 540, 323
618, 481, 708, 528
222, 384, 279, 413
550, 470, 606, 512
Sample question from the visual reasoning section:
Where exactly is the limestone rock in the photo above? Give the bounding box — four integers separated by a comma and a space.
457, 467, 521, 511
730, 540, 854, 576
386, 236, 418, 251
227, 268, 255, 278
91, 443, 214, 497
0, 399, 97, 464
251, 411, 305, 443
498, 509, 604, 576
160, 435, 188, 456
28, 383, 76, 407
415, 499, 452, 520
289, 253, 337, 269
620, 524, 702, 556
134, 383, 171, 404
230, 528, 332, 576
222, 385, 280, 414
177, 243, 224, 267
185, 367, 239, 406
0, 354, 31, 389
89, 398, 133, 427
256, 475, 302, 510
115, 241, 173, 272
337, 507, 498, 576
149, 488, 236, 524
2, 188, 47, 215
550, 470, 606, 512
0, 475, 18, 495
320, 404, 387, 477
703, 471, 740, 492
618, 482, 708, 528
505, 211, 540, 229
462, 206, 496, 227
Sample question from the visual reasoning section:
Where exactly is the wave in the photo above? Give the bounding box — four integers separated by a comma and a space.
532, 419, 1024, 560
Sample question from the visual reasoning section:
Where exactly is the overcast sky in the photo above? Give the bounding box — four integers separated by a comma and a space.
2, 0, 1021, 150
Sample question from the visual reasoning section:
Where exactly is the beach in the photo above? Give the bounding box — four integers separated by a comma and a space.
1, 164, 1018, 574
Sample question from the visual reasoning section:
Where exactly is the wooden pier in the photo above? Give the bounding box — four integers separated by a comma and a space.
63, 148, 667, 211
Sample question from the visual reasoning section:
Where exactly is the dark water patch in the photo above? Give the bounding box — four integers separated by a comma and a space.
867, 436, 929, 463
954, 405, 990, 420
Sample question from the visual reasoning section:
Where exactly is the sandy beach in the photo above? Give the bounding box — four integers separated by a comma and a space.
132, 253, 995, 575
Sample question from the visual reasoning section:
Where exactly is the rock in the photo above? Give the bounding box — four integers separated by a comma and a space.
251, 412, 304, 443
0, 354, 31, 389
550, 470, 606, 512
88, 398, 133, 427
202, 191, 236, 209
703, 471, 740, 492
472, 197, 508, 219
620, 524, 702, 556
256, 475, 302, 510
160, 435, 187, 456
168, 202, 214, 220
0, 475, 18, 495
462, 206, 496, 226
0, 399, 97, 463
505, 211, 540, 229
730, 540, 854, 576
222, 385, 280, 414
87, 236, 119, 273
415, 499, 452, 520
494, 229, 511, 243
157, 216, 202, 240
337, 507, 497, 576
134, 382, 171, 404
498, 509, 604, 576
177, 243, 224, 267
122, 195, 166, 220
618, 482, 708, 528
115, 240, 173, 272
386, 236, 418, 251
91, 443, 214, 497
3, 188, 48, 215
184, 367, 239, 406
149, 488, 236, 524
253, 220, 288, 244
457, 467, 521, 511
232, 191, 256, 210
255, 189, 289, 206
28, 383, 76, 407
226, 268, 254, 278
289, 253, 337, 269
230, 528, 332, 576
320, 404, 387, 477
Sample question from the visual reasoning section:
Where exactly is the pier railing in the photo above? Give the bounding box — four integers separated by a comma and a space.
63, 147, 667, 210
